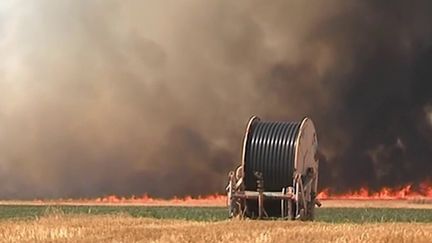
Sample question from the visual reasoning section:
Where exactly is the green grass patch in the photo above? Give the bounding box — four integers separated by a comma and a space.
317, 207, 432, 223
1, 205, 432, 223
0, 205, 227, 222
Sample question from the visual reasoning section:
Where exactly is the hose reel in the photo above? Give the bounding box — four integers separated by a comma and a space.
226, 116, 320, 220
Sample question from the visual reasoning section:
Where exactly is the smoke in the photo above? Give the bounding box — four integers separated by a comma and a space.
426, 106, 432, 127
0, 0, 431, 199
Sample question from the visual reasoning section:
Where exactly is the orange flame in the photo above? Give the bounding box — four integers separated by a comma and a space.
317, 181, 432, 200
33, 194, 227, 207
27, 181, 432, 206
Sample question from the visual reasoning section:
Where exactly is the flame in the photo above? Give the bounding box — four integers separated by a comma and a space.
32, 194, 227, 206
26, 181, 432, 206
317, 181, 432, 200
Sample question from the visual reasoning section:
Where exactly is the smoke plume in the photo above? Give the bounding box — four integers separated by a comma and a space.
0, 0, 431, 199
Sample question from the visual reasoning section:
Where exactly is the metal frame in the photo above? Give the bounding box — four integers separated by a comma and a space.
226, 165, 321, 220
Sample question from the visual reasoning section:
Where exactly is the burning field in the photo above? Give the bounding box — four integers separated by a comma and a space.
2, 0, 432, 242
1, 182, 432, 242
0, 182, 431, 242
1, 186, 432, 242
1, 168, 432, 242
1, 180, 431, 208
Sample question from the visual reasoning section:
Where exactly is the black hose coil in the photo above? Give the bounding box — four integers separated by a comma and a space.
244, 120, 301, 191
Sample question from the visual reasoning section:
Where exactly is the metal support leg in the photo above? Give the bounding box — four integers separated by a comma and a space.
255, 172, 268, 219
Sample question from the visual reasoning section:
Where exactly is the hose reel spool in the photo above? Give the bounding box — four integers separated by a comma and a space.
226, 116, 320, 220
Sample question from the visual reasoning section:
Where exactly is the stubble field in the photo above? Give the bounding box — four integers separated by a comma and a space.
1, 200, 432, 242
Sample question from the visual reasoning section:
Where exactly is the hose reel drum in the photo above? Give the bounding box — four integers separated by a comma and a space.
226, 116, 321, 220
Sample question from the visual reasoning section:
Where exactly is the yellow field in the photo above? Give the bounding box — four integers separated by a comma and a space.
1, 214, 431, 243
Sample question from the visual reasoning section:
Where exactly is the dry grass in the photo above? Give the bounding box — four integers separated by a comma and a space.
1, 214, 431, 243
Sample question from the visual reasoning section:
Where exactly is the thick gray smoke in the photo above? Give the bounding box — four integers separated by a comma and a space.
1, 0, 431, 199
